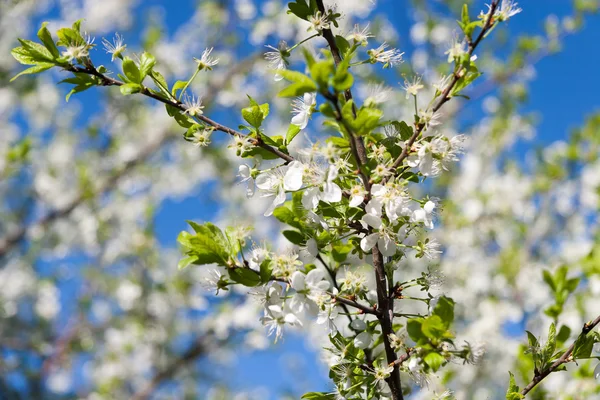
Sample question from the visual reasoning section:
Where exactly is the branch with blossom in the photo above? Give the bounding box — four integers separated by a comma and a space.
11, 1, 600, 399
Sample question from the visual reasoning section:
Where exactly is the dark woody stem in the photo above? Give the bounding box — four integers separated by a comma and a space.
315, 1, 403, 398
65, 64, 294, 163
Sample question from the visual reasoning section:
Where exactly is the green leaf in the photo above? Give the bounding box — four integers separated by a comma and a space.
432, 296, 455, 329
178, 255, 199, 270
122, 57, 142, 84
171, 80, 188, 97
526, 331, 539, 349
407, 318, 425, 342
260, 260, 273, 283
422, 315, 446, 339
451, 66, 481, 96
228, 268, 261, 287
331, 243, 353, 263
150, 70, 170, 95
309, 60, 335, 89
278, 82, 317, 98
138, 52, 156, 79
178, 222, 231, 267
277, 69, 314, 85
332, 54, 353, 92
354, 107, 383, 135
301, 392, 335, 400
335, 35, 351, 55
285, 124, 301, 145
10, 63, 54, 82
506, 372, 524, 400
37, 22, 60, 59
242, 97, 269, 129
542, 269, 556, 292
18, 38, 55, 62
543, 323, 557, 363
572, 332, 594, 359
272, 205, 301, 228
556, 324, 571, 345
56, 27, 84, 47
391, 121, 413, 141
11, 46, 39, 65
283, 230, 304, 245
424, 352, 446, 372
120, 83, 142, 95
287, 0, 313, 21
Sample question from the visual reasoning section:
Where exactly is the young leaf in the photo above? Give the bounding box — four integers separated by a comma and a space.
37, 22, 60, 59
228, 268, 261, 287
138, 52, 157, 79
10, 63, 54, 82
506, 372, 524, 400
122, 57, 142, 84
285, 124, 301, 145
120, 83, 142, 95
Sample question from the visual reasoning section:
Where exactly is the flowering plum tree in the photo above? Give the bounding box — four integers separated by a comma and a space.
6, 0, 600, 399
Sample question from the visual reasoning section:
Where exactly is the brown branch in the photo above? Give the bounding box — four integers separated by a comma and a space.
315, 0, 369, 184
333, 295, 380, 316
382, 0, 500, 186
520, 314, 600, 396
66, 63, 294, 163
0, 56, 261, 258
372, 246, 403, 400
388, 348, 414, 368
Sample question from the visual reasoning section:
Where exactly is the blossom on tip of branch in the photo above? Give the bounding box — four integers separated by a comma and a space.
368, 43, 404, 68
255, 161, 303, 216
193, 47, 219, 70
63, 33, 95, 62
190, 127, 213, 147
182, 94, 204, 117
411, 200, 437, 229
480, 0, 522, 22
445, 33, 467, 63
302, 166, 342, 210
372, 362, 394, 383
349, 184, 367, 208
346, 24, 373, 46
365, 83, 393, 106
291, 92, 317, 130
102, 33, 126, 61
402, 75, 424, 99
247, 243, 271, 272
238, 164, 255, 198
308, 11, 331, 33
264, 40, 289, 81
229, 135, 254, 157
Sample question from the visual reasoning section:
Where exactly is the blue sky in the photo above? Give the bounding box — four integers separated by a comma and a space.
21, 0, 600, 398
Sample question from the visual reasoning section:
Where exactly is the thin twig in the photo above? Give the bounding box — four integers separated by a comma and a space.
334, 295, 380, 316
382, 0, 500, 186
520, 314, 600, 396
66, 64, 294, 163
0, 56, 261, 258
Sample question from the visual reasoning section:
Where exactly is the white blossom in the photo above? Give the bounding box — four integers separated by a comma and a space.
402, 75, 424, 98
347, 24, 373, 45
291, 92, 317, 130
368, 43, 404, 68
264, 40, 289, 81
101, 33, 126, 60
354, 331, 373, 349
193, 47, 219, 70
